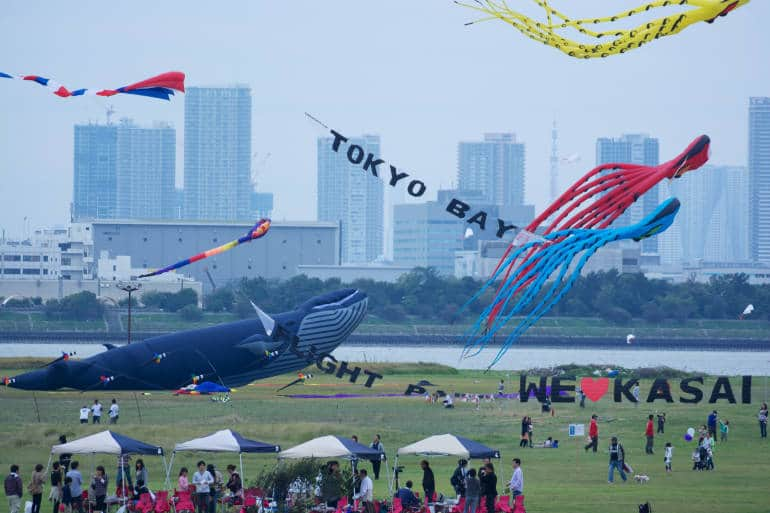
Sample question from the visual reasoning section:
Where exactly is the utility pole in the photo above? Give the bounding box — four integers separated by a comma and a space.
117, 283, 141, 344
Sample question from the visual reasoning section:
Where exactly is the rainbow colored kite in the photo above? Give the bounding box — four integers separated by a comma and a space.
138, 219, 271, 278
458, 0, 749, 59
0, 71, 185, 100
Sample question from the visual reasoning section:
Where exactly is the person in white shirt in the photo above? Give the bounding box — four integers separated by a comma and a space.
79, 406, 89, 424
508, 458, 523, 500
91, 400, 102, 424
664, 443, 673, 473
354, 469, 374, 513
192, 461, 213, 513
108, 399, 119, 424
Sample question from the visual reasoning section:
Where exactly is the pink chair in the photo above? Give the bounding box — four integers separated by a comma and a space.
512, 495, 525, 513
174, 491, 194, 513
136, 494, 155, 513
495, 496, 511, 513
336, 497, 349, 513
154, 491, 171, 513
450, 498, 465, 513
392, 498, 403, 513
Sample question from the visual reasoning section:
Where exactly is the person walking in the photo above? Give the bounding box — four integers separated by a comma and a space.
507, 458, 523, 500
645, 414, 655, 454
28, 464, 45, 513
420, 460, 435, 503
585, 414, 599, 453
5, 465, 23, 513
91, 400, 102, 424
479, 463, 497, 513
463, 469, 480, 513
49, 462, 63, 513
758, 403, 768, 439
607, 437, 627, 484
108, 399, 119, 424
192, 461, 213, 513
369, 435, 384, 480
450, 459, 467, 498
354, 469, 374, 513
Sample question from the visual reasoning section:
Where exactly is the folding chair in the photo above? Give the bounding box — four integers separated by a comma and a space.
392, 498, 403, 513
450, 498, 465, 513
136, 494, 154, 513
495, 496, 512, 513
512, 496, 525, 513
154, 491, 171, 513
174, 492, 195, 513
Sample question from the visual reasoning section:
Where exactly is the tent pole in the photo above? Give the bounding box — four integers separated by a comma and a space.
239, 453, 244, 485
166, 452, 176, 491
162, 454, 170, 491
45, 454, 52, 475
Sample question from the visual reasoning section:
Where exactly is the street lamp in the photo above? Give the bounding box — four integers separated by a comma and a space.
117, 282, 141, 344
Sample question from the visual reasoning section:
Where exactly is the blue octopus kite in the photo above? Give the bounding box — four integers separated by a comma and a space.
463, 197, 681, 369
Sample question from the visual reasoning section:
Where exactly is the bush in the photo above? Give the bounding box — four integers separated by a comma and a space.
179, 304, 203, 321
377, 304, 407, 322
205, 288, 235, 312
44, 291, 104, 320
252, 459, 324, 509
600, 306, 632, 325
641, 301, 665, 324
141, 288, 198, 312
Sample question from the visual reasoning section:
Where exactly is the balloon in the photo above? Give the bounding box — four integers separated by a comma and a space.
687, 427, 696, 436
684, 434, 693, 441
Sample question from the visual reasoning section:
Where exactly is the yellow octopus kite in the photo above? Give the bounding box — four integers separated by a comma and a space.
458, 0, 749, 58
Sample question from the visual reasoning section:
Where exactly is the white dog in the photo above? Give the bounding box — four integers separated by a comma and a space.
634, 474, 650, 483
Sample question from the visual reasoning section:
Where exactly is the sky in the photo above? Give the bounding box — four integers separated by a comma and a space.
1, 0, 769, 238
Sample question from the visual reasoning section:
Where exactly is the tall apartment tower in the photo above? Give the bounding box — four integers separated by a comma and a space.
317, 134, 384, 263
73, 124, 118, 220
749, 97, 770, 264
184, 86, 252, 221
458, 133, 526, 208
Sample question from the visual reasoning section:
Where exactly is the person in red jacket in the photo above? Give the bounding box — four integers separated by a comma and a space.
584, 414, 599, 453
645, 414, 655, 454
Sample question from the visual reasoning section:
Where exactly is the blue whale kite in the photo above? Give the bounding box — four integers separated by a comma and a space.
6, 289, 367, 391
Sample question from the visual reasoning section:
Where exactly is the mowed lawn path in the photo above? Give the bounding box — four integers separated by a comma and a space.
0, 362, 767, 513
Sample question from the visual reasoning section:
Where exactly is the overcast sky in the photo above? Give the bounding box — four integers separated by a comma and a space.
1, 0, 768, 237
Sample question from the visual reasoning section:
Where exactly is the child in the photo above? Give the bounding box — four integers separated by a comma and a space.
78, 406, 89, 425
719, 419, 729, 442
691, 448, 700, 471
62, 476, 73, 513
664, 443, 673, 473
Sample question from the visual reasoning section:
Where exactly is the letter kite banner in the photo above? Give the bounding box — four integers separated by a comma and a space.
0, 71, 185, 100
463, 198, 682, 369
138, 219, 270, 278
458, 0, 748, 59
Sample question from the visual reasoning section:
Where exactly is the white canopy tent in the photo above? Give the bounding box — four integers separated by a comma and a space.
165, 429, 280, 488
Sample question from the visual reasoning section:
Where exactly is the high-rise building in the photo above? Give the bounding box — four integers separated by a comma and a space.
749, 97, 770, 264
115, 121, 176, 220
596, 134, 659, 255
250, 192, 274, 219
660, 165, 749, 265
184, 86, 252, 221
458, 133, 526, 207
317, 134, 383, 263
393, 200, 464, 276
73, 124, 118, 220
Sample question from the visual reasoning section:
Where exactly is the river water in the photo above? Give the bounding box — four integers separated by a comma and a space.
2, 343, 769, 375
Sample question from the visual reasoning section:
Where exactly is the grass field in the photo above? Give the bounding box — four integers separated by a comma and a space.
0, 360, 768, 513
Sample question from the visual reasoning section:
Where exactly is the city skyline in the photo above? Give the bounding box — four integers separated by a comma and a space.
2, 1, 768, 241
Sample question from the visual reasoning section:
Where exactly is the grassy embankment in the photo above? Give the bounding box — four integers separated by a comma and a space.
0, 360, 768, 513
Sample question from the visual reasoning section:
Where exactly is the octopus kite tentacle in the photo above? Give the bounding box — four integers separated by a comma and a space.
484, 135, 710, 325
463, 198, 682, 369
457, 0, 748, 59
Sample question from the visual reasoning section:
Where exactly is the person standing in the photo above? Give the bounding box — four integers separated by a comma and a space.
91, 400, 102, 424
519, 417, 529, 448
497, 380, 505, 396
664, 443, 673, 473
607, 437, 627, 484
5, 465, 23, 513
108, 399, 119, 424
645, 414, 655, 454
632, 384, 640, 406
479, 463, 497, 513
178, 468, 190, 493
78, 406, 89, 424
192, 461, 213, 513
450, 459, 467, 498
116, 455, 132, 492
320, 462, 342, 509
507, 459, 523, 500
707, 410, 718, 438
719, 419, 729, 442
49, 462, 63, 513
758, 403, 768, 439
420, 460, 435, 503
354, 469, 374, 513
585, 415, 599, 453
656, 413, 666, 434
65, 462, 83, 513
463, 469, 480, 513
57, 437, 72, 474
28, 464, 45, 513
527, 418, 534, 448
369, 435, 384, 480
206, 465, 222, 513
89, 466, 107, 513
578, 387, 586, 408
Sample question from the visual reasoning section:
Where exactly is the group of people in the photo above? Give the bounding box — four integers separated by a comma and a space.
178, 460, 242, 513
78, 399, 119, 425
518, 417, 534, 448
